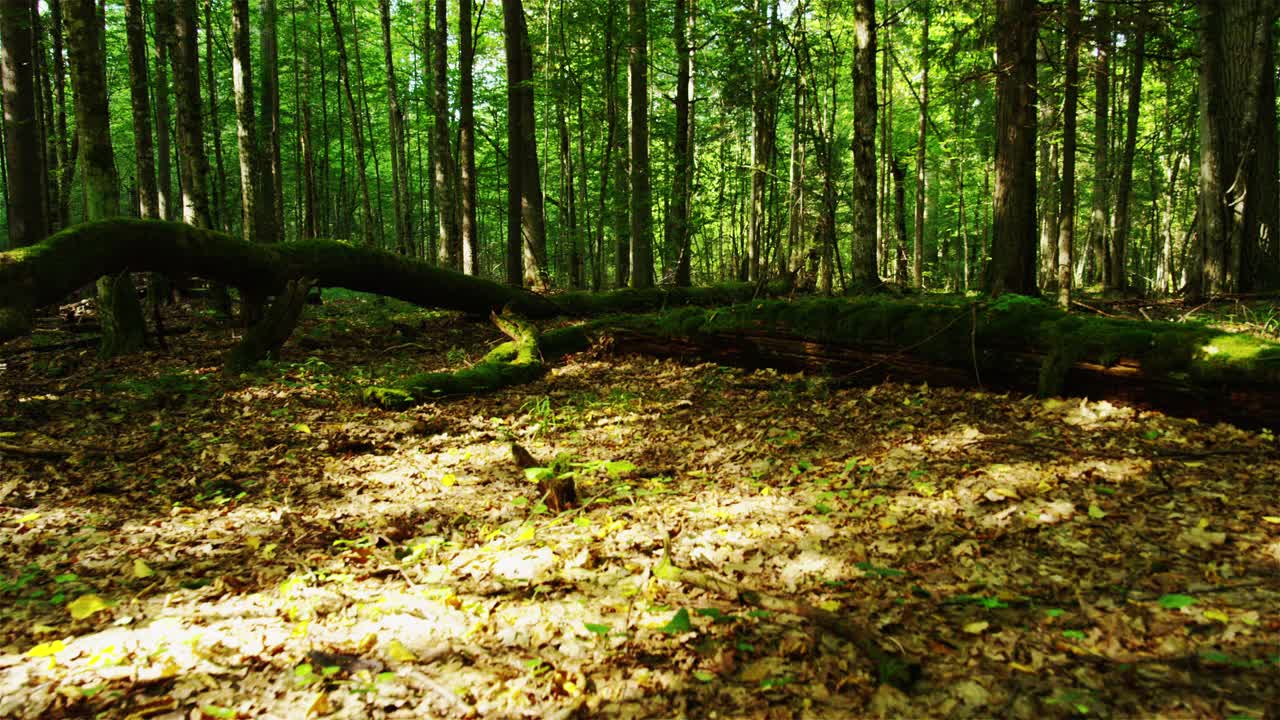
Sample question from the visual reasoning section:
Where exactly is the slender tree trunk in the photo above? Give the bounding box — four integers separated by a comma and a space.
912, 3, 928, 289
670, 0, 694, 286
324, 0, 375, 246
503, 0, 549, 288
431, 0, 461, 267
1037, 30, 1060, 291
124, 0, 158, 219
850, 0, 879, 288
601, 0, 627, 288
1057, 0, 1081, 309
892, 158, 909, 284
989, 0, 1038, 295
48, 0, 70, 229
1, 0, 48, 246
203, 0, 227, 231
1086, 4, 1111, 286
379, 0, 410, 254
1108, 17, 1145, 292
167, 0, 213, 229
153, 0, 175, 222
627, 0, 653, 288
300, 50, 318, 240
231, 0, 261, 243
459, 0, 479, 274
260, 0, 282, 238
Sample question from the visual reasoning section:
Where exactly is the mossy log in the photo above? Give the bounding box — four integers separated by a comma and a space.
366, 308, 546, 406
0, 219, 561, 342
507, 296, 1280, 428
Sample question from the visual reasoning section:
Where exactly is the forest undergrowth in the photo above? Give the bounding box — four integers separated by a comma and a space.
0, 294, 1277, 719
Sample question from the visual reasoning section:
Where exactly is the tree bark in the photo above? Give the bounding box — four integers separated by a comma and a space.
849, 0, 879, 289
988, 0, 1037, 296
153, 0, 175, 222
503, 0, 549, 289
324, 0, 375, 246
627, 0, 654, 288
1086, 4, 1110, 287
1, 0, 48, 246
259, 0, 282, 240
48, 0, 70, 229
1109, 17, 1145, 293
167, 0, 213, 230
203, 0, 227, 231
1037, 29, 1059, 292
231, 0, 261, 243
379, 0, 410, 255
459, 0, 479, 274
124, 0, 158, 219
1057, 0, 1081, 309
1191, 0, 1279, 298
65, 0, 147, 356
430, 0, 461, 268
670, 0, 694, 287
912, 3, 928, 289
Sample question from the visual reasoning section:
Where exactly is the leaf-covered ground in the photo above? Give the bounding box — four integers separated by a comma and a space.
1, 293, 1278, 719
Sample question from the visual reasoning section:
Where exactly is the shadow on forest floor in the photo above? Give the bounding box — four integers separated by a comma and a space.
0, 293, 1278, 719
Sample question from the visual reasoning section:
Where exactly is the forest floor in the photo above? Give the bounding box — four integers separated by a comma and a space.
1, 292, 1278, 720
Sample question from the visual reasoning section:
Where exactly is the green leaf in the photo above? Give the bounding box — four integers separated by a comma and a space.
813, 502, 833, 515
760, 675, 794, 689
53, 574, 79, 584
604, 460, 637, 478
692, 670, 716, 682
1087, 504, 1108, 519
199, 706, 237, 719
1158, 593, 1197, 609
1045, 608, 1065, 618
695, 608, 736, 623
1062, 629, 1086, 640
661, 608, 693, 634
855, 561, 906, 577
524, 467, 554, 483
584, 623, 611, 636
747, 609, 771, 619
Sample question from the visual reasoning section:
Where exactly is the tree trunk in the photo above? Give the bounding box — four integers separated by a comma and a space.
602, 0, 628, 288
849, 0, 879, 289
1057, 0, 1081, 309
988, 0, 1038, 296
1109, 17, 1145, 293
167, 0, 213, 230
153, 0, 175, 222
1, 0, 48, 246
891, 158, 909, 285
48, 0, 71, 230
670, 0, 693, 287
912, 3, 928, 289
349, 1, 385, 248
124, 0, 158, 220
379, 0, 410, 255
324, 0, 375, 246
231, 0, 261, 243
65, 0, 146, 355
503, 0, 549, 289
1086, 4, 1110, 287
1037, 30, 1059, 292
627, 0, 654, 288
203, 0, 227, 231
430, 0, 461, 268
1191, 0, 1279, 298
259, 0, 282, 240
459, 0, 479, 274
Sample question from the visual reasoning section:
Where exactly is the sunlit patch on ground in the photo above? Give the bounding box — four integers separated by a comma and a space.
1, 297, 1278, 718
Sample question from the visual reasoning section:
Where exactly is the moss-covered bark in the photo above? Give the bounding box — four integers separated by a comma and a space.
367, 308, 545, 406
0, 219, 559, 342
225, 277, 315, 371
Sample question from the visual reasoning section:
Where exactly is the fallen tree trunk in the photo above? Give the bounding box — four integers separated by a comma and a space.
378, 296, 1280, 428
0, 219, 561, 342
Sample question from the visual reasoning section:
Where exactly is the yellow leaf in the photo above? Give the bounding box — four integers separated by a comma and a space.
387, 639, 417, 662
26, 640, 66, 658
17, 512, 40, 524
1008, 662, 1036, 673
293, 423, 312, 435
260, 543, 278, 559
962, 621, 989, 635
562, 679, 581, 696
307, 690, 332, 717
357, 633, 378, 653
818, 600, 841, 612
1262, 516, 1280, 525
292, 621, 310, 638
516, 525, 535, 542
245, 536, 261, 551
66, 594, 109, 620
1203, 609, 1230, 623
440, 474, 457, 488
132, 559, 155, 579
